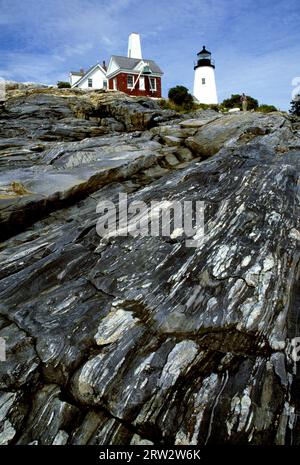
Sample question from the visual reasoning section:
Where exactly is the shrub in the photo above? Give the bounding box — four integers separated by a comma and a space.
57, 81, 71, 89
168, 86, 194, 109
194, 103, 220, 112
221, 94, 258, 111
159, 97, 221, 114
158, 98, 193, 113
159, 99, 169, 109
257, 104, 278, 113
290, 95, 300, 116
181, 93, 194, 111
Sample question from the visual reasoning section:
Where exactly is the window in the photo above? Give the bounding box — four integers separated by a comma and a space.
103, 80, 108, 90
127, 75, 134, 89
113, 78, 117, 90
88, 78, 93, 88
139, 76, 145, 91
202, 78, 206, 85
149, 77, 157, 91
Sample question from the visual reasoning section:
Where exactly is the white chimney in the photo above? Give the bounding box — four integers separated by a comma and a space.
127, 33, 142, 59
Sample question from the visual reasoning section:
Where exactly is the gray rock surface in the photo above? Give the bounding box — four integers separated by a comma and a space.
0, 88, 300, 445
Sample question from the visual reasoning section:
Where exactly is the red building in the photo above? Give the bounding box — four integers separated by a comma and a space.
106, 55, 163, 98
70, 33, 164, 97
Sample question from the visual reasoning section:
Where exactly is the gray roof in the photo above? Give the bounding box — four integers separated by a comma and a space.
70, 63, 106, 77
85, 63, 107, 75
110, 55, 163, 74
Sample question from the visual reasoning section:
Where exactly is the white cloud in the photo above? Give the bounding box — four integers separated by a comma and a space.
0, 51, 67, 84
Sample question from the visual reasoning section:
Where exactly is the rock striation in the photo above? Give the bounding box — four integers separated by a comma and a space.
0, 88, 300, 445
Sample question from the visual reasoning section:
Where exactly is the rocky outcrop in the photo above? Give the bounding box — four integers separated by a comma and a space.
0, 88, 300, 445
0, 89, 178, 240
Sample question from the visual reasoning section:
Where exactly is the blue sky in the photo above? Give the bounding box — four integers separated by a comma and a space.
0, 0, 299, 109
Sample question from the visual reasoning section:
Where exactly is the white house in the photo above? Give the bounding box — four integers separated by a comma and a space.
70, 62, 108, 90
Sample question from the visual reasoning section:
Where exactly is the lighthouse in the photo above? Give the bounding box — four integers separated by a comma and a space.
193, 46, 218, 104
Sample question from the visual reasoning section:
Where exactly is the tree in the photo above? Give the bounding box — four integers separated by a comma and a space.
168, 86, 194, 110
221, 94, 258, 111
290, 95, 300, 116
57, 81, 71, 89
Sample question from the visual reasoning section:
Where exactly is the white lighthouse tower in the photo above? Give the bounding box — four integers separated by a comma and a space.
193, 46, 218, 104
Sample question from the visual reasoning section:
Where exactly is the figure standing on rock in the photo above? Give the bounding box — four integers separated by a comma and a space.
240, 93, 248, 111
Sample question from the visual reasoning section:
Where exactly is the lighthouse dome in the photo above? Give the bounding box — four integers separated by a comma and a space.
194, 45, 215, 69
197, 46, 211, 56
